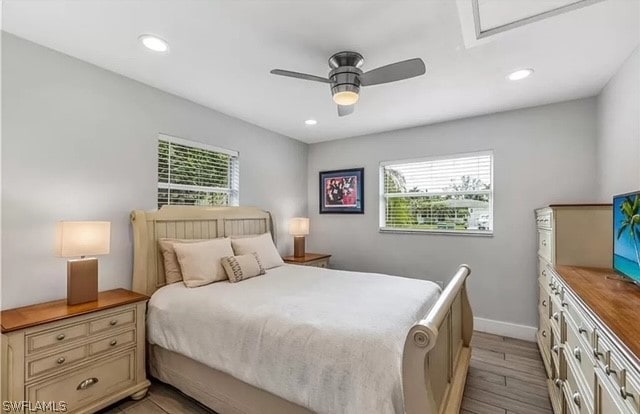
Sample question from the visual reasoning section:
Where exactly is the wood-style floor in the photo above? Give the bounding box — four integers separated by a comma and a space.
462, 332, 552, 414
100, 332, 551, 414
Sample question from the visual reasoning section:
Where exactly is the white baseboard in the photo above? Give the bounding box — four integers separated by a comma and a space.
473, 317, 537, 342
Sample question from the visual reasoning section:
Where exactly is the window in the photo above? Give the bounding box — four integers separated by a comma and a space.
157, 134, 239, 208
380, 151, 493, 234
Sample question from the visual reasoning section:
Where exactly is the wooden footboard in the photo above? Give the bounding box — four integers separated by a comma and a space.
402, 265, 472, 414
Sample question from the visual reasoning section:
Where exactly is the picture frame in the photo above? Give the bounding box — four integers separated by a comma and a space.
319, 168, 364, 214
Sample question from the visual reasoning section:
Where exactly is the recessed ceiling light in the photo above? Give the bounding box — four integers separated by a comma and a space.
139, 34, 169, 53
507, 68, 534, 81
305, 119, 317, 126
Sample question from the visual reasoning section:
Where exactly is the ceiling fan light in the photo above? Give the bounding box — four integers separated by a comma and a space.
333, 91, 359, 106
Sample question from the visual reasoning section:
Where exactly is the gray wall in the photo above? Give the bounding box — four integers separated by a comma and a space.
1, 33, 308, 309
307, 99, 599, 328
597, 47, 640, 200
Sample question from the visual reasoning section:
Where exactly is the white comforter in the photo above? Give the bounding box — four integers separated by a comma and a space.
147, 264, 440, 414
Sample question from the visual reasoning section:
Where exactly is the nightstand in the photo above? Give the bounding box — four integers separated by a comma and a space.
282, 253, 331, 268
1, 289, 150, 413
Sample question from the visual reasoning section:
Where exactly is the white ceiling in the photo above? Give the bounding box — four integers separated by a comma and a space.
3, 0, 639, 144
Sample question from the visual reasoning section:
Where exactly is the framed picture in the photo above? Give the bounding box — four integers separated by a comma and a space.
319, 168, 364, 214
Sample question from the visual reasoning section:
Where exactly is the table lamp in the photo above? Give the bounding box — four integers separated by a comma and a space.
289, 217, 309, 258
56, 221, 111, 305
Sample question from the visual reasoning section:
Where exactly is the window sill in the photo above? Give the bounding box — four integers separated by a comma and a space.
379, 227, 494, 237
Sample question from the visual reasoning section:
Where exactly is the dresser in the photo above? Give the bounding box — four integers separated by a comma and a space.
0, 289, 150, 413
282, 253, 331, 268
536, 205, 640, 414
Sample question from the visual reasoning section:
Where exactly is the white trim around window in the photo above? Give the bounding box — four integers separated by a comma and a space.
379, 150, 494, 236
157, 134, 239, 208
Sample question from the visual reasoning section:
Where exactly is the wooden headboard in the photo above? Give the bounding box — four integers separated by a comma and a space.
130, 206, 274, 296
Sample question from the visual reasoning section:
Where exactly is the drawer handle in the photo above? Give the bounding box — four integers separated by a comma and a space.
542, 240, 547, 246
554, 378, 563, 388
619, 369, 632, 399
593, 348, 604, 359
605, 364, 616, 376
554, 291, 560, 296
56, 333, 66, 341
109, 339, 118, 346
109, 320, 118, 326
573, 347, 581, 362
552, 312, 559, 321
552, 345, 559, 354
573, 392, 581, 407
542, 300, 547, 306
541, 330, 547, 338
76, 377, 99, 391
579, 327, 587, 335
56, 357, 66, 365
620, 386, 632, 400
562, 302, 568, 308
604, 351, 617, 376
542, 270, 547, 277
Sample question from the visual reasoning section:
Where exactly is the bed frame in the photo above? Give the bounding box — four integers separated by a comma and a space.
131, 206, 473, 414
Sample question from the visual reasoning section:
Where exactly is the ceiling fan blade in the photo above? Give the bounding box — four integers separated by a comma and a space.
359, 58, 426, 86
338, 104, 354, 117
270, 69, 332, 84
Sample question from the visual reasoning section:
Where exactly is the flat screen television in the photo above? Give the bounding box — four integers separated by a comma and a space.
614, 191, 640, 284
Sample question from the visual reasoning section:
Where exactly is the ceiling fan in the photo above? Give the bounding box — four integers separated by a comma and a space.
270, 51, 426, 117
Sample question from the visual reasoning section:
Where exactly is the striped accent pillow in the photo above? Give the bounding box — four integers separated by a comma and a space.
221, 253, 266, 283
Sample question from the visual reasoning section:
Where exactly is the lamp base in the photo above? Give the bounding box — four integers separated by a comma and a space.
293, 236, 306, 258
67, 258, 98, 306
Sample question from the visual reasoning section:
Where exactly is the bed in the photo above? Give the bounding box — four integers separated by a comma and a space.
130, 206, 473, 414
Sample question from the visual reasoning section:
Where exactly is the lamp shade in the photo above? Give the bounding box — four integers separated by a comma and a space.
289, 217, 310, 236
56, 221, 111, 257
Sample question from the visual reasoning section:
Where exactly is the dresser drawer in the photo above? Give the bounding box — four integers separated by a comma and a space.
549, 298, 562, 336
539, 259, 551, 291
596, 368, 633, 414
564, 353, 594, 414
89, 308, 135, 335
536, 210, 553, 230
623, 371, 640, 413
26, 323, 88, 355
89, 329, 135, 356
26, 349, 136, 413
594, 332, 640, 413
539, 282, 550, 320
538, 316, 552, 378
563, 293, 595, 349
538, 230, 553, 262
565, 319, 596, 400
26, 344, 88, 381
549, 363, 564, 414
594, 333, 624, 388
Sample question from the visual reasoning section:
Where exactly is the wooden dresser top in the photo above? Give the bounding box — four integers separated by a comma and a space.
555, 265, 640, 359
1, 288, 148, 333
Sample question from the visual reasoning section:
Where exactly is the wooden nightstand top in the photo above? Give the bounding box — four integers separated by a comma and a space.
1, 288, 148, 333
282, 253, 331, 264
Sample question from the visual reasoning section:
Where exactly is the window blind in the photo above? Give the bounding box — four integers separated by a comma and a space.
157, 135, 239, 208
380, 152, 493, 234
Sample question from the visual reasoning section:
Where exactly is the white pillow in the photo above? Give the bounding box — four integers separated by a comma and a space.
173, 238, 234, 287
221, 253, 266, 283
231, 233, 284, 269
158, 238, 205, 284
